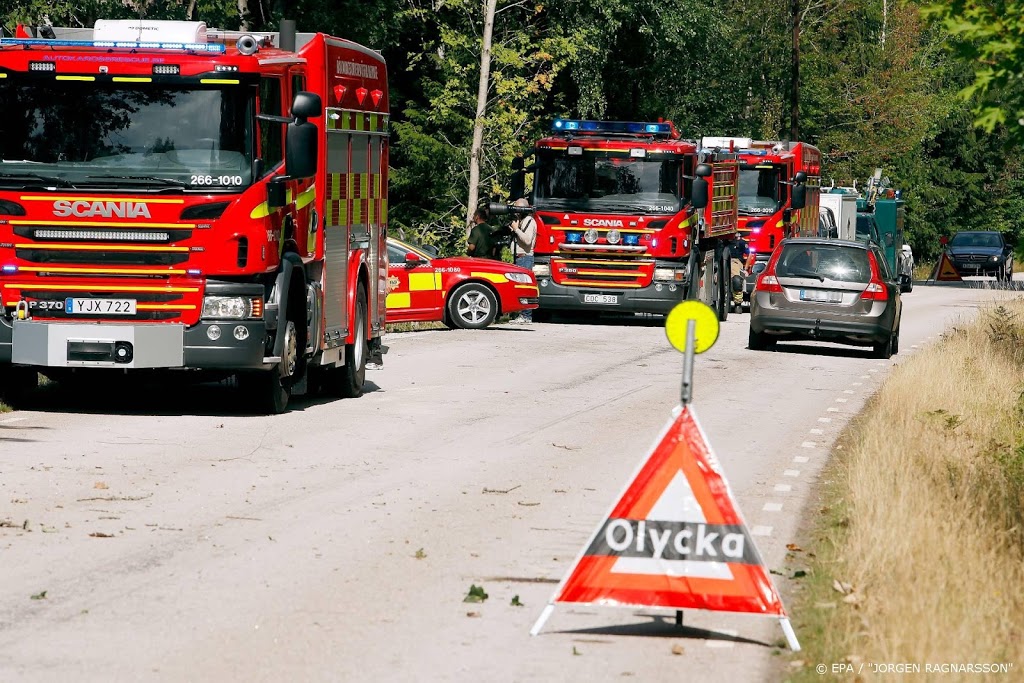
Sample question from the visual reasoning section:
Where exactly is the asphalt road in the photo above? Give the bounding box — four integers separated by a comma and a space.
0, 281, 1013, 682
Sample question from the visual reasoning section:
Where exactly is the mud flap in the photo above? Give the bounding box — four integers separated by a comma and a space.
368, 337, 385, 366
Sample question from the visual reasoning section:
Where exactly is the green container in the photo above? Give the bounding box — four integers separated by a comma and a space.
856, 197, 905, 276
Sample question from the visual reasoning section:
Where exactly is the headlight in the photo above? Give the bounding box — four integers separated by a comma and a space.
990, 255, 1001, 262
202, 296, 251, 319
533, 263, 551, 277
606, 229, 621, 245
505, 272, 533, 284
653, 268, 678, 281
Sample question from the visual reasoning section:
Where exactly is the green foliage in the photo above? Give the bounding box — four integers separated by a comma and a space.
3, 0, 1022, 261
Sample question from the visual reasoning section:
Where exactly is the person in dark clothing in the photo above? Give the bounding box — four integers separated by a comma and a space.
467, 207, 495, 258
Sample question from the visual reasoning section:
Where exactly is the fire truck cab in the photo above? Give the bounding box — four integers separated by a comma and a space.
705, 137, 821, 262
0, 20, 389, 413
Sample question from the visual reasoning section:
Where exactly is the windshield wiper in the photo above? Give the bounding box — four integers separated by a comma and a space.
788, 268, 825, 281
83, 175, 190, 188
0, 172, 76, 188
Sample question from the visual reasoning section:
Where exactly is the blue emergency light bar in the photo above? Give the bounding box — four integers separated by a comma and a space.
0, 37, 226, 53
552, 119, 674, 136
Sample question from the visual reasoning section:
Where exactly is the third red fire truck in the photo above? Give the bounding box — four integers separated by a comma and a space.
494, 119, 776, 321
703, 137, 821, 263
0, 19, 389, 413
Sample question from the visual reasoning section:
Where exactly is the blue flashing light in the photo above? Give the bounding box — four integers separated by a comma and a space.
623, 233, 640, 246
551, 119, 673, 136
186, 268, 201, 276
1, 265, 17, 274
739, 149, 768, 156
0, 37, 226, 53
565, 231, 583, 244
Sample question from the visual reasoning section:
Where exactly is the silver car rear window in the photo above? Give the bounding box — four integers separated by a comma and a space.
776, 244, 871, 282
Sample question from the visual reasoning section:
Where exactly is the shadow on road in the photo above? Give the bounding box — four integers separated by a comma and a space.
555, 612, 773, 647
761, 342, 877, 360
9, 376, 382, 418
534, 311, 667, 328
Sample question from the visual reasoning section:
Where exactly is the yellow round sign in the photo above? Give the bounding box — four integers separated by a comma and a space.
665, 301, 720, 354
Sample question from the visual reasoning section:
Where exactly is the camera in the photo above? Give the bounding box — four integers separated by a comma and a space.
488, 202, 534, 217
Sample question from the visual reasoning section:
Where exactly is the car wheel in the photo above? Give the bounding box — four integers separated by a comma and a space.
748, 327, 774, 351
891, 328, 900, 355
872, 333, 894, 360
717, 247, 730, 323
239, 316, 299, 414
448, 283, 498, 329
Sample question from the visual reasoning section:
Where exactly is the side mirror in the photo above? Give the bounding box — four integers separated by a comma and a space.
791, 182, 807, 210
291, 91, 322, 120
267, 177, 287, 209
690, 163, 712, 210
793, 171, 807, 183
405, 251, 425, 265
285, 92, 322, 179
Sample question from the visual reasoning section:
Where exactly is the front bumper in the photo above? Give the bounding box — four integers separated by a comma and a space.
537, 279, 685, 315
0, 317, 268, 370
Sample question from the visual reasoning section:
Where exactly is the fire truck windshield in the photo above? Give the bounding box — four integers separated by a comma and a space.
534, 149, 681, 214
0, 78, 253, 191
738, 166, 782, 216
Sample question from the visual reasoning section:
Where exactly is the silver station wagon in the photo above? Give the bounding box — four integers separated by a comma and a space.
748, 238, 902, 358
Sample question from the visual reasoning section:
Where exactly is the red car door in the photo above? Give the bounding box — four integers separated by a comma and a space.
386, 240, 443, 322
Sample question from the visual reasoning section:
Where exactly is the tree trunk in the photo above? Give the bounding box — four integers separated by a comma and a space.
790, 0, 800, 141
466, 0, 498, 235
238, 0, 250, 31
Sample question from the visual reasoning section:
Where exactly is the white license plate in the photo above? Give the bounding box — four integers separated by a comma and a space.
583, 293, 619, 305
799, 289, 842, 303
65, 298, 137, 315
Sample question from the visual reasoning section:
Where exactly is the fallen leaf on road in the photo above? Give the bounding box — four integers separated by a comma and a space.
466, 611, 481, 618
511, 595, 524, 607
414, 548, 426, 559
552, 443, 580, 451
482, 485, 521, 495
93, 482, 109, 490
671, 644, 685, 655
791, 569, 808, 579
30, 590, 47, 600
572, 646, 582, 656
786, 543, 803, 552
463, 584, 488, 603
89, 532, 114, 538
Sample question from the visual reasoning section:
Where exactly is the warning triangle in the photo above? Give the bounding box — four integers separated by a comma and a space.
546, 405, 786, 616
931, 251, 962, 282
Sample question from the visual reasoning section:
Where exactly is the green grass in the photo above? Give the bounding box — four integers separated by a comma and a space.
384, 321, 449, 333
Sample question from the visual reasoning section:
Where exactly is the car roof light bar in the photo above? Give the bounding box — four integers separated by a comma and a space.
0, 37, 226, 53
551, 119, 675, 136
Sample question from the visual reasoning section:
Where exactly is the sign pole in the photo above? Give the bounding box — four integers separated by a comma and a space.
680, 319, 697, 406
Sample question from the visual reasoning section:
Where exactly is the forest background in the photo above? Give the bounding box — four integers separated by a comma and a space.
3, 0, 1020, 261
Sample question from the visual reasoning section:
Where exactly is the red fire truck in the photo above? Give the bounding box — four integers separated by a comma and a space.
703, 137, 821, 259
494, 119, 759, 321
0, 20, 388, 413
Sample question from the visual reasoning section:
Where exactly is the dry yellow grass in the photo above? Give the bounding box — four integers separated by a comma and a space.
789, 301, 1024, 681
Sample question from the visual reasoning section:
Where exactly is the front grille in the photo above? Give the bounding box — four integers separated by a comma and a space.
551, 258, 654, 289
14, 225, 191, 243
16, 248, 190, 266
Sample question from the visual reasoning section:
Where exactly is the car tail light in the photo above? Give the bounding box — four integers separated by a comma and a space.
860, 251, 888, 301
755, 248, 784, 293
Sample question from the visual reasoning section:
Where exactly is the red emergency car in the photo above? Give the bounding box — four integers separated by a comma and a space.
385, 239, 538, 329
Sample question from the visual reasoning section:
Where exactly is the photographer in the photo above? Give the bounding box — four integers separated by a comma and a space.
508, 197, 537, 323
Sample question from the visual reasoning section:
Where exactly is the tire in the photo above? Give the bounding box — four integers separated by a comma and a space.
891, 328, 900, 355
331, 281, 368, 398
748, 327, 773, 351
872, 333, 894, 360
717, 246, 730, 323
0, 366, 39, 409
447, 283, 498, 329
239, 316, 300, 414
697, 249, 727, 322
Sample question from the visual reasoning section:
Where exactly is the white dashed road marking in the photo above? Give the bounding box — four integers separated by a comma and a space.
763, 502, 783, 512
793, 456, 809, 464
810, 428, 823, 435
818, 417, 832, 423
751, 525, 773, 537
801, 441, 817, 448
774, 484, 792, 493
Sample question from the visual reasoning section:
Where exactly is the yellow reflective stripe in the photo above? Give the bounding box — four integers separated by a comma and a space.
56, 76, 94, 81
386, 292, 411, 308
250, 202, 270, 219
514, 284, 538, 291
10, 220, 192, 229
2, 284, 198, 292
408, 272, 441, 291
295, 184, 317, 210
19, 196, 184, 203
15, 243, 189, 252
470, 272, 508, 284
200, 78, 240, 85
16, 266, 186, 276
113, 77, 152, 83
